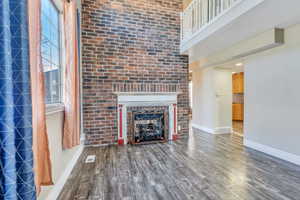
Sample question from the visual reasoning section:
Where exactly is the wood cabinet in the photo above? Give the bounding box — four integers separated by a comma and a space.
232, 103, 244, 121
232, 72, 244, 94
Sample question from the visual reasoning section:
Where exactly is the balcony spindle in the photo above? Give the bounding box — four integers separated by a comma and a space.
181, 0, 241, 41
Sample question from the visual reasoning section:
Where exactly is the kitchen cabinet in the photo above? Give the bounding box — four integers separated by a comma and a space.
232, 72, 244, 94
232, 103, 244, 121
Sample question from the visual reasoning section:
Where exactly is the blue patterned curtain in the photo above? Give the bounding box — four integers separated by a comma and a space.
0, 0, 36, 199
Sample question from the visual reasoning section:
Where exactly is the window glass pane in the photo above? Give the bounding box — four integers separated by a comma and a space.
52, 46, 60, 66
41, 0, 51, 18
41, 41, 51, 62
42, 19, 51, 40
52, 26, 60, 48
50, 5, 59, 26
41, 0, 61, 104
42, 58, 51, 72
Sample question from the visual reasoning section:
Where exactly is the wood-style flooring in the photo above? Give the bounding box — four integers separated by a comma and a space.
232, 120, 243, 136
58, 128, 300, 200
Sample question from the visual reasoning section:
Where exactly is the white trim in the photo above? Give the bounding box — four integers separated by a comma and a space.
192, 123, 214, 134
45, 145, 84, 200
181, 0, 265, 53
114, 92, 181, 96
192, 124, 232, 134
182, 0, 245, 43
122, 105, 127, 144
168, 105, 174, 140
77, 5, 84, 144
84, 143, 112, 147
172, 104, 178, 136
118, 94, 178, 104
214, 127, 232, 134
46, 104, 65, 115
244, 139, 300, 166
121, 102, 175, 107
59, 6, 66, 105
116, 93, 179, 143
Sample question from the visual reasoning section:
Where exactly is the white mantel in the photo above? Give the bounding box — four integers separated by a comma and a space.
115, 92, 180, 145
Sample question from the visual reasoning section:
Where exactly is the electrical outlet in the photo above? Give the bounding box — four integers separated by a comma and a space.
178, 125, 181, 131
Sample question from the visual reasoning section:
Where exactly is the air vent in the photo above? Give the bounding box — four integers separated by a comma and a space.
85, 155, 96, 163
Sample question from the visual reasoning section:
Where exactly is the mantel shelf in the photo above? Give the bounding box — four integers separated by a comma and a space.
113, 92, 182, 96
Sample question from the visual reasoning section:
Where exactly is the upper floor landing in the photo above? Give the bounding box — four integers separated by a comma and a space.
181, 0, 300, 63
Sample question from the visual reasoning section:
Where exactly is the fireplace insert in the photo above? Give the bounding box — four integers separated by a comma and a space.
133, 111, 166, 144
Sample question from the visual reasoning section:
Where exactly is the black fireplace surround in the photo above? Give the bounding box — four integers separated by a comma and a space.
133, 112, 165, 143
127, 106, 169, 144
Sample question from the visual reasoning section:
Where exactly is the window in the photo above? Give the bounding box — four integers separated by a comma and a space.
41, 0, 62, 104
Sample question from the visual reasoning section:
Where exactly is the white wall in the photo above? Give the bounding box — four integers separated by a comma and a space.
192, 68, 216, 131
214, 69, 233, 132
192, 67, 232, 133
38, 111, 83, 200
244, 23, 300, 161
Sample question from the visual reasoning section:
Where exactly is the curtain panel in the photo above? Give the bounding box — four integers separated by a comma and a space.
0, 0, 36, 199
63, 0, 81, 149
28, 0, 53, 194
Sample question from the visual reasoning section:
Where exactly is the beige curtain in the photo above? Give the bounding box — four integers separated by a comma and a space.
28, 0, 53, 194
63, 0, 81, 149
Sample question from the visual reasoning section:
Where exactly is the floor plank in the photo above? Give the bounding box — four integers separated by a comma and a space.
58, 128, 300, 200
232, 120, 244, 136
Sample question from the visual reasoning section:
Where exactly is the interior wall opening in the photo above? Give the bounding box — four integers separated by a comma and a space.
231, 64, 244, 137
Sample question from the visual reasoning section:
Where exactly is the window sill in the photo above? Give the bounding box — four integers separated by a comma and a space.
46, 104, 65, 116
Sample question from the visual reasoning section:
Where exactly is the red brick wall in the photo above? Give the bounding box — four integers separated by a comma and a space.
81, 0, 189, 145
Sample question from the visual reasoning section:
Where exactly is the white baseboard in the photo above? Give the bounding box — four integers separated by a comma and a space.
192, 124, 214, 134
46, 145, 84, 200
192, 124, 231, 134
85, 143, 111, 147
244, 139, 300, 166
214, 127, 232, 134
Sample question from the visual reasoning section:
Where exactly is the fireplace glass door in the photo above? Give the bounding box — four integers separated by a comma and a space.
133, 111, 166, 144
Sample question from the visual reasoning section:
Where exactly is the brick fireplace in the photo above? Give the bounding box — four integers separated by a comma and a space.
115, 83, 180, 145
128, 106, 169, 144
81, 0, 189, 145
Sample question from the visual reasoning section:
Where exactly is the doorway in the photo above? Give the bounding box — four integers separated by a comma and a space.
232, 69, 244, 137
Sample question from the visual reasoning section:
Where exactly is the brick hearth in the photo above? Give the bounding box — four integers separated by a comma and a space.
81, 0, 189, 145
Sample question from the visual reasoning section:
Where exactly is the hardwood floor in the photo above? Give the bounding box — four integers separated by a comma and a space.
58, 128, 300, 200
232, 120, 244, 136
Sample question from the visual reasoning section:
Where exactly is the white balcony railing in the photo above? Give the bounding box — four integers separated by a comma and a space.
181, 0, 240, 42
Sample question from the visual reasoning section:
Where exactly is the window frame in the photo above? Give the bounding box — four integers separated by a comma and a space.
42, 0, 66, 114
